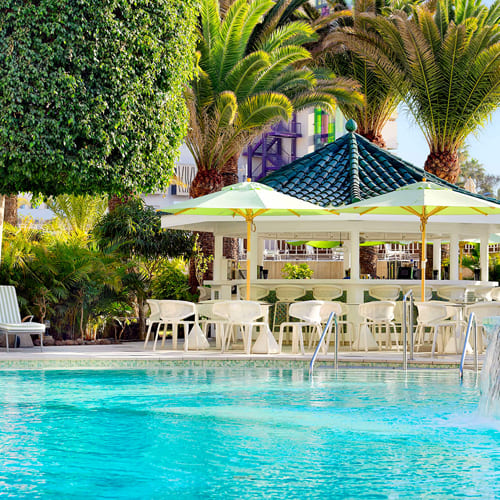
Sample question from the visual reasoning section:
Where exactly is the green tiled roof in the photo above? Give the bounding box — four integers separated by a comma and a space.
260, 127, 494, 207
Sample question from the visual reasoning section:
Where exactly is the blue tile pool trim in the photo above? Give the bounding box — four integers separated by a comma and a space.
0, 358, 463, 370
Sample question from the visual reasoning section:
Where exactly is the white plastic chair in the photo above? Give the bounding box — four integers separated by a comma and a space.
143, 299, 162, 349
153, 300, 198, 351
213, 301, 272, 354
489, 288, 500, 301
368, 285, 402, 301
196, 301, 227, 349
272, 285, 306, 334
238, 285, 269, 301
0, 286, 45, 351
473, 286, 494, 302
436, 286, 469, 303
319, 302, 348, 349
358, 301, 398, 351
414, 301, 457, 356
320, 302, 354, 347
402, 286, 432, 302
465, 301, 500, 352
312, 285, 343, 301
369, 286, 403, 335
279, 301, 325, 355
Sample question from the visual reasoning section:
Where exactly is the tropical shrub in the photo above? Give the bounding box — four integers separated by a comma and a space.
0, 223, 123, 339
281, 262, 314, 279
93, 198, 195, 336
152, 260, 196, 302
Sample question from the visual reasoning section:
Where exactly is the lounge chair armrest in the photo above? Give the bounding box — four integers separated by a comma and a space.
22, 315, 34, 322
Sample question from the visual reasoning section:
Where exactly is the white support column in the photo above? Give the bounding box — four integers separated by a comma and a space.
480, 233, 490, 282
213, 234, 224, 281
450, 234, 460, 281
249, 230, 259, 280
432, 239, 441, 280
257, 237, 265, 267
350, 230, 360, 280
343, 243, 351, 278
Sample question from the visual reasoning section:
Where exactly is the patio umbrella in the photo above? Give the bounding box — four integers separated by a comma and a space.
335, 180, 500, 301
287, 240, 407, 248
161, 179, 335, 299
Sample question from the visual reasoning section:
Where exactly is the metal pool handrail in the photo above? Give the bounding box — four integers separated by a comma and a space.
459, 312, 479, 380
309, 312, 337, 377
402, 289, 415, 371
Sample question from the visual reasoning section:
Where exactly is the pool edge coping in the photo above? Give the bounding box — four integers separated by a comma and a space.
0, 358, 469, 370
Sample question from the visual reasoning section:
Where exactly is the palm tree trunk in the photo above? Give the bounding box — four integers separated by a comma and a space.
190, 167, 223, 198
360, 245, 378, 277
189, 231, 215, 293
424, 150, 460, 183
108, 194, 132, 212
221, 154, 240, 186
359, 129, 386, 149
4, 195, 17, 226
221, 155, 239, 261
188, 167, 223, 291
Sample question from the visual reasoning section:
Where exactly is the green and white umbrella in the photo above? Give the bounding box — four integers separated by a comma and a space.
335, 180, 500, 300
161, 179, 334, 299
287, 240, 408, 248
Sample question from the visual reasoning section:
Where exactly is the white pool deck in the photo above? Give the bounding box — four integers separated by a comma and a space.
0, 341, 483, 370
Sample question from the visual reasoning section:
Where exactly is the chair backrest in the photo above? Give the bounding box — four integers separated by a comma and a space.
312, 285, 343, 301
158, 300, 196, 322
473, 286, 494, 302
436, 286, 468, 302
415, 301, 450, 324
289, 300, 324, 324
0, 286, 22, 324
146, 299, 161, 323
490, 288, 500, 301
368, 285, 402, 301
319, 302, 343, 322
238, 285, 269, 301
275, 285, 306, 302
402, 286, 432, 301
214, 300, 263, 323
465, 302, 500, 323
358, 301, 396, 322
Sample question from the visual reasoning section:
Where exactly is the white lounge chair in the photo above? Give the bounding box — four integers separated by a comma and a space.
0, 286, 45, 351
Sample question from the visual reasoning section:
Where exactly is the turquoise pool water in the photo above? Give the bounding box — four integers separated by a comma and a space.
0, 368, 498, 499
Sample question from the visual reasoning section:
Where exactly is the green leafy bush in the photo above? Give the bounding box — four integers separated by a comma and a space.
0, 222, 123, 339
0, 0, 198, 196
152, 261, 196, 302
281, 263, 314, 279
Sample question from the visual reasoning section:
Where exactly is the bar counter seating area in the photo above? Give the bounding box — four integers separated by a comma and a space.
150, 123, 500, 358
142, 271, 500, 357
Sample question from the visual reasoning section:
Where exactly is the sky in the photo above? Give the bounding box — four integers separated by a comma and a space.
394, 107, 500, 176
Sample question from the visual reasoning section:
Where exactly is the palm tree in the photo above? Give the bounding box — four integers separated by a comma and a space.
338, 0, 500, 182
47, 194, 108, 237
316, 0, 418, 148
187, 0, 363, 197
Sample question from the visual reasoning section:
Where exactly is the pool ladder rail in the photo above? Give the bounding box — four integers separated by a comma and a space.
402, 290, 415, 371
459, 312, 479, 380
309, 312, 338, 377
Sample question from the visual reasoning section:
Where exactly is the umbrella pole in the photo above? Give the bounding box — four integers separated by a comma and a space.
421, 217, 427, 302
246, 218, 252, 300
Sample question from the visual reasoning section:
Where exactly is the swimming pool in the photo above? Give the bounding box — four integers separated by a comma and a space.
0, 368, 498, 499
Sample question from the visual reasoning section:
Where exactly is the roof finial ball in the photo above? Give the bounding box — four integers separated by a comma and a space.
346, 119, 357, 133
